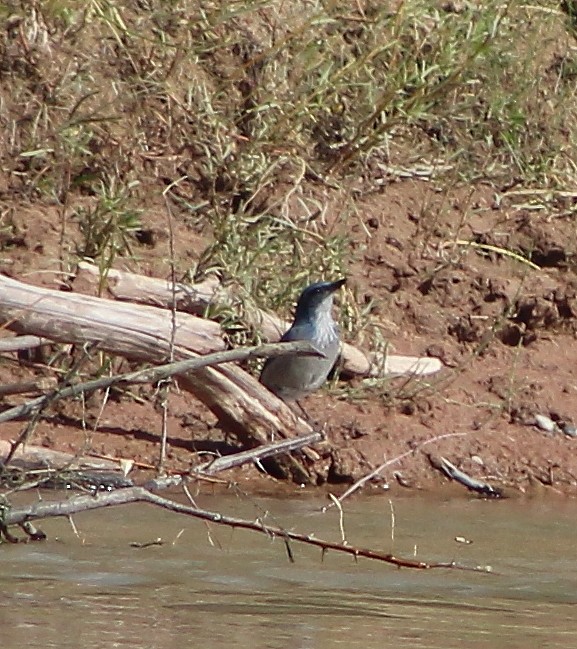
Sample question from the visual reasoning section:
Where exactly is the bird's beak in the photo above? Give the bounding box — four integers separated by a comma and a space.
329, 278, 347, 292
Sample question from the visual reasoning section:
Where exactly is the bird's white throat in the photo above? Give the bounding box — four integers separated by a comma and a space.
311, 310, 339, 347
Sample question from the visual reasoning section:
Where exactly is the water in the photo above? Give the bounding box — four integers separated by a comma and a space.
2, 493, 577, 648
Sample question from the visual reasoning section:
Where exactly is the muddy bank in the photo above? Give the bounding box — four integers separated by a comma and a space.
2, 190, 577, 498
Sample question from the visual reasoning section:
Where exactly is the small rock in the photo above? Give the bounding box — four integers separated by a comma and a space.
534, 414, 559, 434
562, 423, 577, 438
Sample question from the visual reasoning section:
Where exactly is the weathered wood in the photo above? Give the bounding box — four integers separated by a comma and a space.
0, 376, 57, 397
0, 440, 120, 471
427, 454, 503, 498
0, 275, 318, 482
0, 274, 225, 360
75, 262, 443, 378
175, 364, 317, 483
0, 335, 48, 352
196, 431, 324, 475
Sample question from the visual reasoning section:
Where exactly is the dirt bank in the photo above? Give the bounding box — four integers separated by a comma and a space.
2, 179, 577, 498
2, 2, 577, 498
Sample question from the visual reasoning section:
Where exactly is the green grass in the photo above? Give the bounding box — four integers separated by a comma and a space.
0, 0, 576, 340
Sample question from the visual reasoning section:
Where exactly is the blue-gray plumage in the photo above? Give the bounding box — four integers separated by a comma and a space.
259, 278, 346, 401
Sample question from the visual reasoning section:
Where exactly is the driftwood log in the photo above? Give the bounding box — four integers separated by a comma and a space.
0, 273, 225, 358
0, 275, 321, 483
0, 440, 120, 472
0, 268, 443, 484
0, 430, 323, 493
75, 262, 443, 378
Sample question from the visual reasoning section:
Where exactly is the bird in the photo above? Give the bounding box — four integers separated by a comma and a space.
259, 278, 346, 402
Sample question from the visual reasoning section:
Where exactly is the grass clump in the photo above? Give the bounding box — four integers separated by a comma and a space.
72, 177, 142, 270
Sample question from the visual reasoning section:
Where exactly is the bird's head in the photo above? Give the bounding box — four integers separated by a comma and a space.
294, 278, 346, 322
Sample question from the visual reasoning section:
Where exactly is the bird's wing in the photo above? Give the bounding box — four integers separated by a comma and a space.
279, 322, 312, 342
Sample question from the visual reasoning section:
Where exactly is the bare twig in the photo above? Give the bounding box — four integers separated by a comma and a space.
157, 192, 179, 473
1, 487, 492, 573
328, 493, 347, 544
197, 431, 324, 475
388, 499, 395, 549
322, 432, 468, 510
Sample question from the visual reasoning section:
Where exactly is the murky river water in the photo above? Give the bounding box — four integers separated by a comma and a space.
2, 492, 577, 648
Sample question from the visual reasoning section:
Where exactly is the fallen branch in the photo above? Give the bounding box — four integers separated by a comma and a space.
0, 335, 48, 353
75, 262, 443, 379
0, 440, 121, 471
0, 487, 492, 573
0, 275, 324, 483
427, 455, 503, 498
0, 340, 321, 426
196, 431, 324, 475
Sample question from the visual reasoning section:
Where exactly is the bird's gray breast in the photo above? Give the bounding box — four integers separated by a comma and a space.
259, 318, 340, 401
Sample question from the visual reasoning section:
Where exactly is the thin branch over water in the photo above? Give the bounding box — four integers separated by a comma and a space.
0, 486, 492, 574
